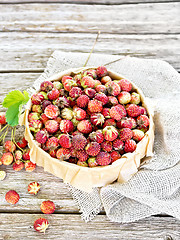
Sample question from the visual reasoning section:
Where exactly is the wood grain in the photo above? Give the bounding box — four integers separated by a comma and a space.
0, 3, 179, 34
0, 32, 180, 72
0, 214, 179, 240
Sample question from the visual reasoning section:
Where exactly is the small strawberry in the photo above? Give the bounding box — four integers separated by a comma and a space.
110, 105, 124, 121
77, 120, 92, 134
4, 140, 16, 152
118, 79, 132, 92
40, 91, 48, 100
101, 141, 112, 152
1, 152, 14, 165
60, 120, 74, 133
40, 81, 54, 92
88, 157, 98, 167
49, 149, 57, 158
63, 79, 77, 91
31, 93, 44, 105
76, 95, 90, 108
72, 134, 87, 150
137, 115, 150, 128
5, 190, 20, 205
137, 126, 149, 133
40, 113, 50, 124
126, 104, 141, 117
132, 129, 145, 141
16, 137, 28, 149
81, 76, 95, 88
73, 107, 86, 121
96, 66, 108, 78
45, 120, 59, 134
36, 129, 49, 144
124, 139, 137, 153
88, 130, 104, 144
94, 93, 109, 105
56, 148, 71, 160
0, 171, 6, 181
95, 84, 107, 93
76, 150, 88, 162
84, 88, 96, 98
0, 112, 6, 125
102, 108, 110, 118
110, 151, 121, 163
77, 161, 88, 167
53, 81, 63, 90
59, 134, 72, 148
103, 118, 116, 128
113, 139, 124, 151
88, 100, 103, 113
69, 87, 83, 99
90, 113, 105, 126
118, 91, 131, 104
22, 149, 30, 160
139, 106, 147, 115
96, 152, 111, 166
106, 81, 120, 96
130, 92, 141, 104
34, 218, 49, 234
85, 142, 101, 156
32, 105, 43, 114
44, 105, 59, 119
61, 75, 73, 84
119, 128, 133, 141
15, 150, 23, 161
61, 108, 73, 120
101, 75, 112, 84
103, 126, 118, 141
46, 137, 59, 150
28, 182, 41, 195
116, 117, 134, 129
54, 96, 70, 108
47, 88, 60, 100
28, 112, 40, 122
13, 161, 24, 171
29, 120, 43, 132
25, 161, 36, 172
108, 96, 118, 106
40, 200, 55, 214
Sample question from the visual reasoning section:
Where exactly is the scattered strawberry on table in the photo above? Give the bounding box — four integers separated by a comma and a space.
28, 66, 150, 166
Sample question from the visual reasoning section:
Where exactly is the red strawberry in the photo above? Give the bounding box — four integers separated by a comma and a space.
31, 93, 44, 105
59, 134, 72, 148
56, 148, 71, 160
85, 142, 101, 156
101, 141, 112, 152
4, 141, 16, 152
25, 161, 36, 172
84, 88, 96, 98
54, 96, 70, 108
69, 87, 83, 99
95, 84, 107, 93
137, 115, 150, 128
117, 117, 134, 129
60, 120, 74, 133
106, 81, 120, 96
72, 134, 87, 150
45, 120, 59, 134
16, 137, 28, 149
94, 93, 109, 105
61, 75, 73, 84
49, 149, 57, 158
96, 66, 108, 78
76, 95, 90, 108
63, 79, 77, 91
118, 79, 132, 92
46, 137, 59, 150
119, 128, 133, 141
88, 157, 98, 167
13, 161, 24, 171
118, 91, 131, 104
81, 76, 95, 88
90, 113, 105, 126
40, 81, 54, 92
126, 104, 141, 117
73, 107, 86, 121
28, 182, 41, 195
83, 69, 97, 79
88, 130, 104, 144
110, 151, 121, 163
77, 120, 92, 134
103, 126, 118, 141
96, 152, 111, 166
101, 75, 112, 84
44, 105, 59, 119
132, 129, 145, 141
139, 106, 147, 115
0, 112, 6, 125
29, 120, 43, 132
102, 108, 110, 118
1, 152, 14, 165
88, 100, 103, 113
110, 105, 124, 121
47, 88, 60, 100
113, 139, 124, 151
5, 190, 20, 205
76, 150, 88, 162
124, 139, 137, 153
36, 129, 48, 144
108, 96, 118, 106
34, 218, 49, 234
22, 149, 30, 160
103, 119, 116, 128
40, 113, 50, 124
40, 200, 55, 214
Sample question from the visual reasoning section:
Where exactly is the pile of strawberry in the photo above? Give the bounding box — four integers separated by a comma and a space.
28, 66, 150, 167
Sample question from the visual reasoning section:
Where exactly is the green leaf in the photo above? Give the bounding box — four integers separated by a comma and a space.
5, 103, 21, 127
2, 90, 25, 108
22, 90, 30, 104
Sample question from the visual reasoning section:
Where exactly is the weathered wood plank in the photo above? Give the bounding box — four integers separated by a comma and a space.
0, 32, 180, 71
0, 3, 180, 34
0, 214, 179, 240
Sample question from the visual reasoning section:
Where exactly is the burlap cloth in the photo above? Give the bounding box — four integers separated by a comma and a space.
29, 51, 180, 223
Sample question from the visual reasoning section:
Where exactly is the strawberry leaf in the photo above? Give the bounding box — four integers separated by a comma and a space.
2, 90, 25, 108
5, 103, 21, 127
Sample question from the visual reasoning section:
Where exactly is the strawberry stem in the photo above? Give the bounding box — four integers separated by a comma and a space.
0, 125, 9, 143
83, 31, 101, 68
0, 124, 8, 133
12, 127, 24, 152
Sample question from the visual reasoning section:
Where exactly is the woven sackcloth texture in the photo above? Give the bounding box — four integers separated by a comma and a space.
34, 51, 180, 222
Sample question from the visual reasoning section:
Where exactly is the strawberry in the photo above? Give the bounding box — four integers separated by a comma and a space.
61, 108, 74, 120
137, 126, 149, 133
88, 100, 103, 113
36, 129, 49, 144
106, 81, 120, 96
77, 120, 92, 134
88, 130, 104, 144
44, 105, 59, 119
76, 150, 88, 162
29, 120, 43, 132
96, 66, 108, 78
84, 88, 96, 98
103, 126, 118, 141
16, 137, 28, 149
102, 108, 110, 118
72, 134, 87, 150
81, 76, 95, 88
0, 170, 6, 181
45, 120, 59, 134
69, 87, 83, 99
61, 75, 73, 84
1, 152, 14, 165
139, 106, 147, 115
53, 81, 63, 90
28, 112, 40, 122
137, 115, 150, 128
119, 128, 133, 141
113, 139, 124, 151
76, 95, 90, 108
4, 140, 16, 153
73, 107, 86, 121
103, 119, 116, 128
40, 91, 48, 100
40, 113, 50, 124
40, 81, 54, 92
85, 142, 101, 156
25, 161, 36, 172
41, 200, 55, 214
59, 134, 72, 148
46, 137, 59, 150
56, 148, 71, 160
101, 141, 112, 152
126, 104, 141, 117
132, 129, 145, 141
13, 161, 24, 171
90, 113, 105, 126
124, 139, 137, 153
54, 96, 70, 108
118, 79, 132, 92
31, 93, 44, 105
32, 104, 42, 114
47, 88, 60, 100
77, 161, 88, 167
101, 75, 112, 84
88, 157, 98, 167
28, 182, 41, 195
96, 152, 111, 166
63, 79, 77, 91
94, 93, 109, 105
116, 117, 134, 129
49, 149, 57, 158
110, 105, 124, 121
118, 91, 131, 104
5, 190, 20, 205
34, 218, 49, 234
22, 149, 30, 160
0, 112, 6, 125
130, 92, 141, 104
110, 151, 121, 163
95, 84, 107, 93
60, 120, 74, 133
108, 96, 118, 106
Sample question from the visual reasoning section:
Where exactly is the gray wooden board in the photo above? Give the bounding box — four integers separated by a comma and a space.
0, 2, 180, 34
0, 214, 179, 240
